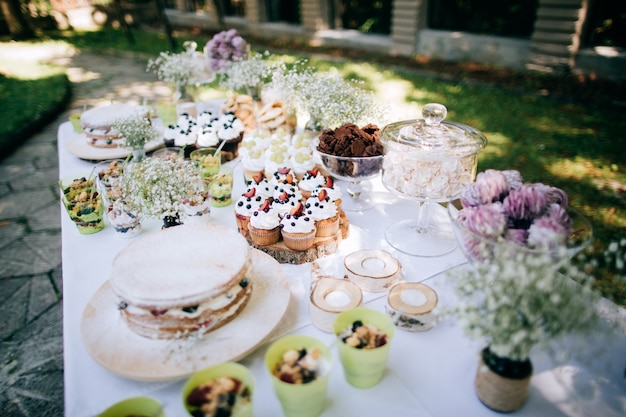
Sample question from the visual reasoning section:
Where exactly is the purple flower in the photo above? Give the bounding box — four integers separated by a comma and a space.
527, 205, 572, 249
458, 203, 507, 239
501, 170, 524, 190
232, 36, 246, 49
502, 184, 550, 224
461, 169, 509, 207
505, 228, 529, 246
205, 29, 249, 73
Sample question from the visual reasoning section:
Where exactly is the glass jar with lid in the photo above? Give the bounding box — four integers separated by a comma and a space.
380, 103, 487, 256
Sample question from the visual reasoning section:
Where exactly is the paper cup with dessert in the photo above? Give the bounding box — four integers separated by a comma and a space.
182, 362, 254, 417
333, 306, 395, 388
265, 334, 332, 417
59, 175, 105, 235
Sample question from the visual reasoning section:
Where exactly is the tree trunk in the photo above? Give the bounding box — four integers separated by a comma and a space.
0, 0, 35, 39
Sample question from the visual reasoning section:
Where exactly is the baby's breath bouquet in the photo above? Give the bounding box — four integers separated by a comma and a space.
113, 116, 159, 150
121, 157, 204, 222
267, 62, 388, 130
147, 41, 213, 101
218, 51, 273, 99
448, 244, 606, 362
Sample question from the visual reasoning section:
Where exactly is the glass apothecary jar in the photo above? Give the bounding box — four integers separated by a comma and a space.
380, 103, 487, 256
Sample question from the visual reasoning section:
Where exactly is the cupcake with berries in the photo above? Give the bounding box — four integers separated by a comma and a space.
248, 200, 281, 246
298, 168, 326, 200
280, 203, 317, 251
234, 188, 265, 238
245, 171, 274, 200
270, 167, 298, 188
272, 190, 302, 219
305, 188, 340, 238
312, 177, 342, 210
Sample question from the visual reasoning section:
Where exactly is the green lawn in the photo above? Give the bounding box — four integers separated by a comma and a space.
4, 28, 625, 305
0, 56, 69, 155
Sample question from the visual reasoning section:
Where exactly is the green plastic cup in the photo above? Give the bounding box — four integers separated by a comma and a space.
156, 102, 177, 127
99, 396, 164, 417
333, 307, 395, 388
69, 113, 83, 134
182, 362, 254, 417
265, 334, 332, 417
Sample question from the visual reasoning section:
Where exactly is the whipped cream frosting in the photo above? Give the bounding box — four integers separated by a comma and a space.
245, 179, 274, 200
305, 197, 338, 221
197, 128, 219, 147
290, 151, 316, 174
280, 213, 316, 234
242, 154, 266, 172
235, 194, 265, 216
249, 207, 280, 229
312, 186, 342, 202
299, 172, 326, 192
271, 198, 299, 218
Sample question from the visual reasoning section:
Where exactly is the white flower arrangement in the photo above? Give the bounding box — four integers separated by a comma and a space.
447, 244, 607, 361
121, 157, 204, 220
218, 51, 273, 97
267, 61, 388, 130
147, 41, 213, 96
113, 116, 159, 150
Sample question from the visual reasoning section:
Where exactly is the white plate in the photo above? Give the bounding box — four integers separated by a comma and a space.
81, 249, 291, 381
66, 134, 164, 161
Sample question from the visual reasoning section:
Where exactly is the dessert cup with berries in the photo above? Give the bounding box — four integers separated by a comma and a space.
264, 334, 331, 417
182, 362, 254, 417
59, 175, 105, 235
333, 307, 396, 388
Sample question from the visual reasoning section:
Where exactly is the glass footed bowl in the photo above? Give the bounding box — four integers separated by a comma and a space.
316, 151, 383, 183
447, 199, 593, 265
315, 151, 384, 211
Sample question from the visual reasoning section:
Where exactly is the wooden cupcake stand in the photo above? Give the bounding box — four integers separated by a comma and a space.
244, 210, 350, 265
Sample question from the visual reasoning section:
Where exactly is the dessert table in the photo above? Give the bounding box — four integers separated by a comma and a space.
58, 120, 626, 417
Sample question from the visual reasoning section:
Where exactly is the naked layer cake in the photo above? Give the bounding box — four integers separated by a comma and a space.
109, 223, 253, 339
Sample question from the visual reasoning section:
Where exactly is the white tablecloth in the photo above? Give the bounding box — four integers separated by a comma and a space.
58, 121, 626, 417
